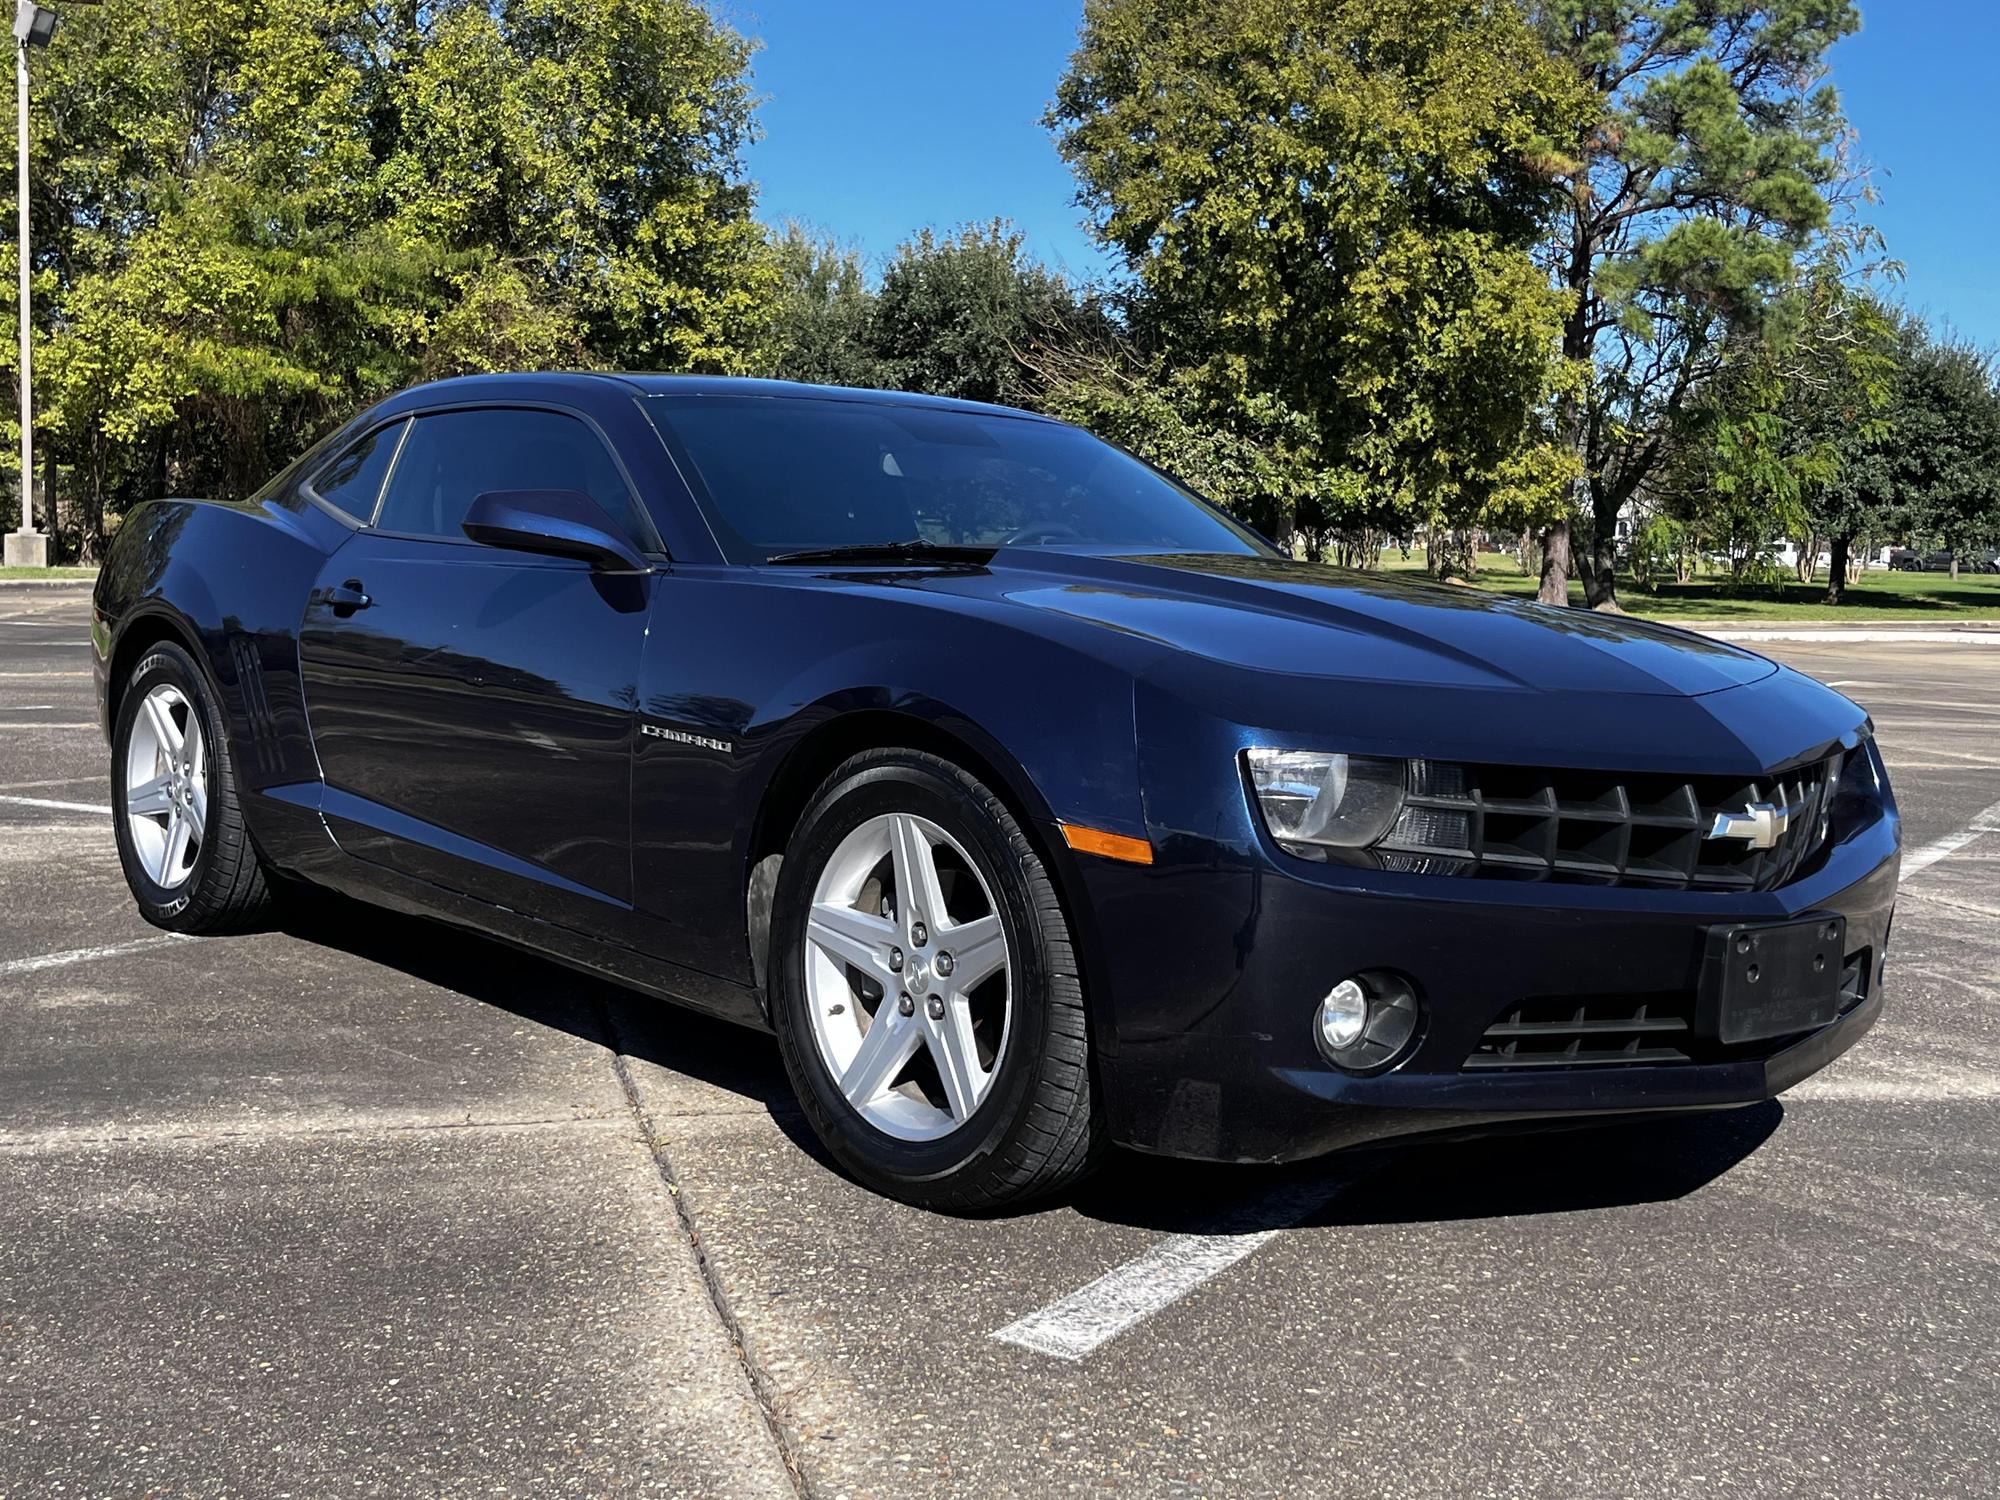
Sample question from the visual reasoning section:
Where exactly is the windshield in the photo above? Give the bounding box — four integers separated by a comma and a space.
645, 394, 1270, 564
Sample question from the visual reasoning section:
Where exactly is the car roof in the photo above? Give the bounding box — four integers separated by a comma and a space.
378, 371, 1059, 424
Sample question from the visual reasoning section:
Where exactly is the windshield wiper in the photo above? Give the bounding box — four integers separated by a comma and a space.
762, 539, 996, 566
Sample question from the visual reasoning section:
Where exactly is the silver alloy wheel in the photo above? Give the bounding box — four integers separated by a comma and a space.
803, 812, 1012, 1141
124, 683, 208, 891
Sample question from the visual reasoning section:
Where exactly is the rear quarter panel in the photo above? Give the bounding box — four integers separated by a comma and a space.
95, 496, 347, 870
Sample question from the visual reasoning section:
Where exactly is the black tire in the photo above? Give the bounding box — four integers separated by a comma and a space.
110, 641, 274, 933
769, 749, 1102, 1212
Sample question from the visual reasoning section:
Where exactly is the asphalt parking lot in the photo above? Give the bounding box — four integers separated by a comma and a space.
3, 584, 1996, 1499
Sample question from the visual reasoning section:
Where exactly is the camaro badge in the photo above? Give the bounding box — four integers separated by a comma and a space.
641, 723, 733, 754
1706, 800, 1794, 851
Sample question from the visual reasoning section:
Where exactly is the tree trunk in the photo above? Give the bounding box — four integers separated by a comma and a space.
1537, 520, 1571, 605
1582, 492, 1623, 611
1951, 555, 1961, 580
1825, 534, 1850, 605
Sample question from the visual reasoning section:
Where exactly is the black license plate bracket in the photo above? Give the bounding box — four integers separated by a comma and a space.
1699, 914, 1847, 1045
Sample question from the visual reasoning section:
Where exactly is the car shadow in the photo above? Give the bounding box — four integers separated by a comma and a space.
272, 887, 804, 1117
273, 888, 1787, 1231
1065, 1102, 1784, 1235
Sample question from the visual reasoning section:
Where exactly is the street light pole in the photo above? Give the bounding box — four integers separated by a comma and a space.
13, 29, 34, 556
5, 0, 56, 570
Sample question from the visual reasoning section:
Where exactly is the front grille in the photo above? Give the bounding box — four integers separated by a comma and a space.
1377, 753, 1843, 892
1463, 948, 1872, 1071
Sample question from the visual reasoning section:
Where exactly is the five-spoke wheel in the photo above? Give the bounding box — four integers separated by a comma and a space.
110, 642, 272, 931
803, 811, 1013, 1139
123, 683, 209, 890
770, 748, 1102, 1211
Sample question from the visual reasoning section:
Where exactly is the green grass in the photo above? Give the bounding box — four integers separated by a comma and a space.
0, 565, 97, 581
1374, 550, 2000, 622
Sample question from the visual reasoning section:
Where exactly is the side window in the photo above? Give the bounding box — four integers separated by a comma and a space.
373, 408, 649, 547
306, 420, 406, 522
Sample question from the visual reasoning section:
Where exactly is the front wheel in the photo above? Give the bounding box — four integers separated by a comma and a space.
110, 641, 273, 933
769, 750, 1102, 1211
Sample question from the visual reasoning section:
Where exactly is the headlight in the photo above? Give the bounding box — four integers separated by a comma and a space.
1244, 748, 1406, 852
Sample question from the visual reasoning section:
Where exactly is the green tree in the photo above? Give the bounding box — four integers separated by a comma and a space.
1779, 282, 1898, 598
1877, 331, 2000, 581
869, 221, 1103, 407
26, 0, 420, 546
760, 225, 889, 388
1033, 344, 1345, 551
13, 0, 774, 559
378, 0, 775, 372
1653, 265, 1894, 588
1525, 1, 1861, 607
1050, 0, 1588, 554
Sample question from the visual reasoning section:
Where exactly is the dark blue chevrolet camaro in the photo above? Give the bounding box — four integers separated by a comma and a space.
93, 373, 1899, 1209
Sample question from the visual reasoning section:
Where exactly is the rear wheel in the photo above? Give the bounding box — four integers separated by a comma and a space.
769, 749, 1101, 1211
111, 642, 273, 933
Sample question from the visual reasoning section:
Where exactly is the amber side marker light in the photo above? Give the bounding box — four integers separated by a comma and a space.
1059, 823, 1155, 865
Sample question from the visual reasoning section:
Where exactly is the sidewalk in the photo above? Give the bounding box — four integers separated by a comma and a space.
1685, 621, 2000, 645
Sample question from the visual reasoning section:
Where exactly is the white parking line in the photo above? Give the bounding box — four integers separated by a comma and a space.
0, 794, 113, 815
1900, 796, 2000, 882
991, 1176, 1343, 1360
0, 934, 189, 977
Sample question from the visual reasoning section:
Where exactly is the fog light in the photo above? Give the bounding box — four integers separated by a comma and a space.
1318, 979, 1369, 1051
1314, 971, 1422, 1072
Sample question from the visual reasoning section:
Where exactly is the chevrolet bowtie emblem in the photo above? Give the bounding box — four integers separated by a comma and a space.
1706, 800, 1796, 851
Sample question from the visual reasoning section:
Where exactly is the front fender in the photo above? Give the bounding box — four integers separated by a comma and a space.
630, 566, 1147, 995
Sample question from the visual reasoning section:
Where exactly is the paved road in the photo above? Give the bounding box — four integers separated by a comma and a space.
3, 586, 1996, 1498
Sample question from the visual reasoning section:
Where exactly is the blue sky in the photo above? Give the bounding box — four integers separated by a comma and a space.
733, 1, 2000, 349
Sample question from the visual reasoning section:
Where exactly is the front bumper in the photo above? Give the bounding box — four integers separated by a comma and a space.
1079, 780, 1899, 1164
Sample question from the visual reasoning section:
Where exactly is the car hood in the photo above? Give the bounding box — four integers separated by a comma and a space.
976, 550, 1778, 698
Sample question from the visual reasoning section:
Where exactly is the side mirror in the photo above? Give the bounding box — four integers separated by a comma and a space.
462, 490, 651, 572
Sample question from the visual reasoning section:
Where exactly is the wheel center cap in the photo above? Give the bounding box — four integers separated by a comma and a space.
906, 957, 931, 995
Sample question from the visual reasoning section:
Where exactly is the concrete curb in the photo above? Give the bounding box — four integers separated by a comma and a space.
0, 577, 96, 589
1695, 627, 2000, 645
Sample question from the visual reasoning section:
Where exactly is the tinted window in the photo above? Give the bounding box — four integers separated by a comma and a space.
308, 420, 405, 521
375, 408, 648, 545
646, 396, 1267, 563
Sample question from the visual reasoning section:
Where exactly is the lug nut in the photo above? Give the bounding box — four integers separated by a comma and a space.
897, 993, 915, 1017
911, 920, 929, 947
933, 950, 954, 978
926, 995, 945, 1020
889, 947, 904, 973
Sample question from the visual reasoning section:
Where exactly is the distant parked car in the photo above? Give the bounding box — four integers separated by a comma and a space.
1886, 548, 1921, 572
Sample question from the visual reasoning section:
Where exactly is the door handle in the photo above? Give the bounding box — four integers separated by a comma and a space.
318, 581, 372, 615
